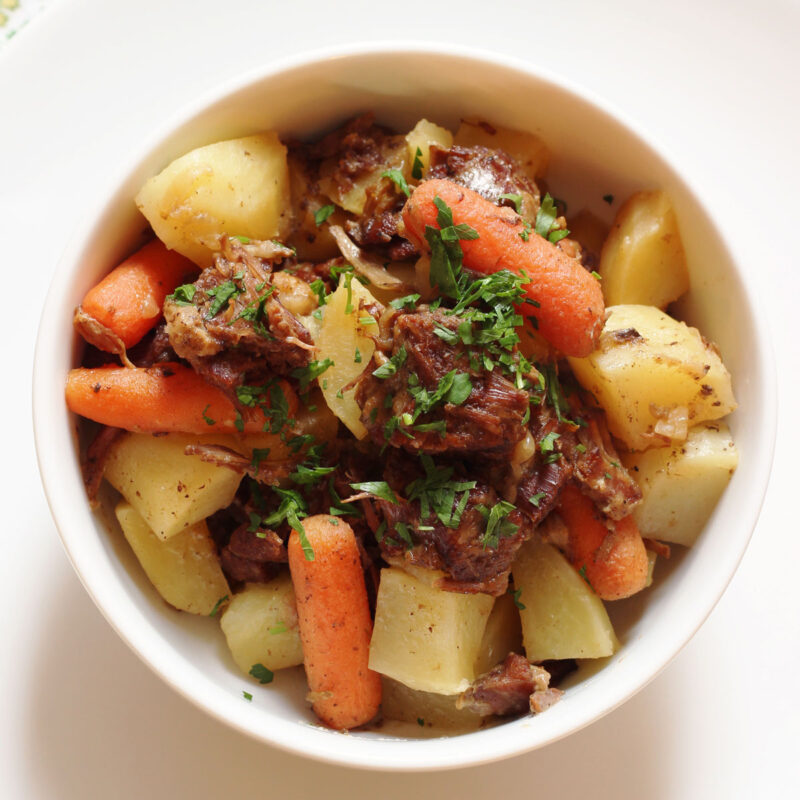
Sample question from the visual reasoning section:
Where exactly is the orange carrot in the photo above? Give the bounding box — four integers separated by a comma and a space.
557, 483, 648, 600
287, 516, 381, 730
65, 363, 298, 435
74, 239, 196, 356
402, 179, 605, 357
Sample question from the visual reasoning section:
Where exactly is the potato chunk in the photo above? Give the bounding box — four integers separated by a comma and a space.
513, 541, 619, 662
314, 275, 380, 438
369, 567, 494, 694
454, 118, 549, 179
105, 432, 243, 539
115, 501, 229, 615
136, 133, 290, 267
473, 591, 523, 676
623, 421, 739, 546
599, 191, 689, 308
220, 576, 304, 675
381, 677, 484, 731
568, 304, 736, 451
405, 119, 454, 177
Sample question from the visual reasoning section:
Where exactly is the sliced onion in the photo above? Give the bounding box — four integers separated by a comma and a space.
329, 225, 412, 292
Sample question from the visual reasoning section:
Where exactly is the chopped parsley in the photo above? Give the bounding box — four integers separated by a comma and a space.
291, 358, 334, 391
289, 463, 336, 485
381, 168, 411, 197
578, 564, 594, 590
242, 691, 253, 701
234, 235, 251, 244
249, 663, 275, 684
201, 404, 215, 426
167, 283, 196, 306
591, 270, 602, 280
519, 220, 532, 241
394, 521, 414, 548
411, 146, 424, 180
425, 196, 479, 299
208, 595, 229, 618
349, 481, 399, 504
310, 278, 328, 307
603, 193, 614, 204
390, 293, 421, 310
405, 455, 476, 529
372, 346, 408, 379
534, 192, 570, 244
262, 487, 313, 560
314, 204, 336, 226
509, 586, 526, 610
354, 347, 362, 364
476, 500, 519, 549
269, 622, 287, 635
251, 447, 271, 470
539, 431, 561, 453
206, 279, 244, 318
499, 192, 523, 213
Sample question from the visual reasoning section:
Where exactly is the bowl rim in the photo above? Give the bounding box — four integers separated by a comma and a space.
32, 39, 777, 771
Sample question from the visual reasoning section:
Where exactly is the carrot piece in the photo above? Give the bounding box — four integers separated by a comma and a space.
402, 178, 605, 357
557, 484, 648, 600
287, 516, 381, 730
74, 239, 196, 355
65, 363, 297, 435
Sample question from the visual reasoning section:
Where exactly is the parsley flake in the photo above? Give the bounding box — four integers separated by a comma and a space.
249, 663, 274, 684
167, 283, 196, 306
202, 404, 215, 426
349, 481, 399, 504
208, 595, 229, 618
314, 204, 336, 226
411, 146, 424, 180
381, 168, 411, 197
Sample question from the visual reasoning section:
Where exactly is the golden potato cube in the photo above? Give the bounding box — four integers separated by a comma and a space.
599, 190, 690, 308
314, 274, 380, 438
405, 118, 454, 177
369, 567, 494, 695
380, 677, 484, 731
220, 575, 304, 675
568, 304, 736, 451
135, 132, 290, 267
473, 591, 523, 676
115, 501, 229, 615
455, 118, 549, 179
623, 421, 739, 546
105, 432, 243, 540
513, 541, 619, 662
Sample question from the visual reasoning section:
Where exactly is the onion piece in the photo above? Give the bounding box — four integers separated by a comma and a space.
329, 225, 412, 292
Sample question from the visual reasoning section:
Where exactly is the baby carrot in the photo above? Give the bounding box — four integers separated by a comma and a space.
557, 483, 648, 601
287, 516, 381, 730
402, 178, 605, 357
74, 239, 196, 356
65, 363, 297, 435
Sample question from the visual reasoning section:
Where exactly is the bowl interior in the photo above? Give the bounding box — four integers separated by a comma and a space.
33, 46, 775, 770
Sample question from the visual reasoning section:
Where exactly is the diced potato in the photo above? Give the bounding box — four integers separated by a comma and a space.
455, 118, 549, 179
318, 135, 406, 215
513, 541, 619, 662
623, 421, 739, 546
405, 119, 454, 177
135, 133, 291, 267
567, 304, 737, 451
105, 432, 243, 539
599, 190, 690, 308
285, 152, 346, 260
381, 677, 484, 731
314, 274, 380, 438
473, 591, 523, 676
236, 390, 339, 462
369, 567, 494, 695
115, 501, 229, 615
220, 575, 304, 675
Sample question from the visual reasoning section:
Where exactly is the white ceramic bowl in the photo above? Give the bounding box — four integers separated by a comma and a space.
33, 43, 776, 770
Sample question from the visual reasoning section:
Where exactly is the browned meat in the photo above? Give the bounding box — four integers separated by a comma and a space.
429, 144, 541, 208
163, 237, 314, 399
219, 523, 283, 584
356, 310, 529, 456
456, 653, 560, 716
126, 323, 178, 367
374, 458, 534, 596
81, 425, 124, 506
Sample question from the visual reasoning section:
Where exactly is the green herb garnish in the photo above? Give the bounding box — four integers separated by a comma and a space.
249, 663, 274, 684
314, 204, 335, 226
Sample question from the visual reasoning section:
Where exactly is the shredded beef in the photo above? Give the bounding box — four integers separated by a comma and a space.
457, 653, 560, 716
163, 237, 313, 399
356, 310, 529, 456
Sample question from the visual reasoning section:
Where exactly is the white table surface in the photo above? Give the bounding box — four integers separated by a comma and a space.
2, 0, 798, 797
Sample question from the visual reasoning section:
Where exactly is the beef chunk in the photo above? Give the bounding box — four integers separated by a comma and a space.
163, 237, 314, 399
356, 310, 529, 456
457, 653, 561, 717
429, 144, 541, 208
